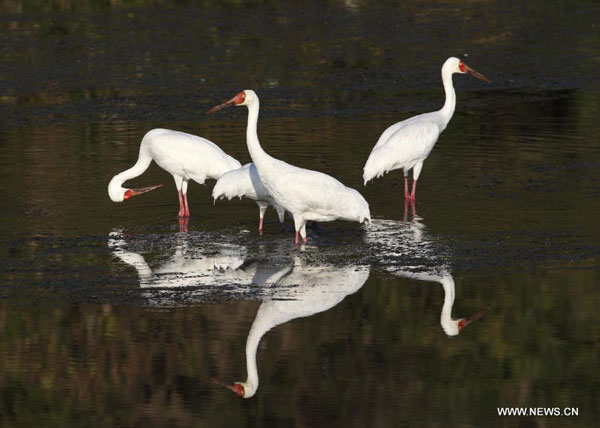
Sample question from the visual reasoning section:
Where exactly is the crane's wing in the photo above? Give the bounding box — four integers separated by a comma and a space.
212, 164, 254, 200
271, 163, 368, 220
363, 121, 440, 184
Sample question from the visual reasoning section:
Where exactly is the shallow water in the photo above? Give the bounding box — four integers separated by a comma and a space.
2, 1, 600, 427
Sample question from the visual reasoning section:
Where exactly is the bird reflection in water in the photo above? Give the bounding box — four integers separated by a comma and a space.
366, 209, 488, 337
210, 259, 370, 398
109, 229, 370, 398
108, 229, 252, 292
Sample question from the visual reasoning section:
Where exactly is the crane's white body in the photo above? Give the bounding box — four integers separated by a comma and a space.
236, 260, 370, 398
212, 162, 286, 230
108, 128, 241, 216
363, 57, 489, 199
223, 90, 370, 243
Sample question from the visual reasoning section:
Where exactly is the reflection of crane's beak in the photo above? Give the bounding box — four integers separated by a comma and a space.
458, 307, 490, 331
125, 184, 163, 200
206, 376, 245, 397
464, 64, 491, 83
207, 97, 236, 114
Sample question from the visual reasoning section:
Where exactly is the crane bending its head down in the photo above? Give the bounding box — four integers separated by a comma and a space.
108, 181, 163, 203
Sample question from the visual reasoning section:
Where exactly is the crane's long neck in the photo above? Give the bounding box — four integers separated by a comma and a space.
108, 146, 153, 199
245, 99, 270, 170
439, 69, 456, 129
242, 304, 274, 395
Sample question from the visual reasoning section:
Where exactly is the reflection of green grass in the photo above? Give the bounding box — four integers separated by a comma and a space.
1, 265, 599, 427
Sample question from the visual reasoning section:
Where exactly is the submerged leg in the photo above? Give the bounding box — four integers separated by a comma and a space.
178, 216, 189, 233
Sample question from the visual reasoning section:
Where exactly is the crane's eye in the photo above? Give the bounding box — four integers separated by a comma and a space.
459, 61, 466, 72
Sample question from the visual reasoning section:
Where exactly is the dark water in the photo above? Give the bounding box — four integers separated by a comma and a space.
2, 1, 600, 426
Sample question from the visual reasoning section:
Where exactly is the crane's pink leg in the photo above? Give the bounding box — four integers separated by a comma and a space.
178, 216, 189, 233
183, 192, 190, 217
178, 190, 185, 217
411, 180, 417, 201
404, 176, 411, 199
258, 217, 264, 235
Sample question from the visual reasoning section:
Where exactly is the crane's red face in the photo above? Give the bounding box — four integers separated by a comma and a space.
123, 184, 163, 201
458, 60, 491, 83
207, 91, 246, 114
457, 307, 490, 332
228, 383, 246, 397
206, 376, 246, 397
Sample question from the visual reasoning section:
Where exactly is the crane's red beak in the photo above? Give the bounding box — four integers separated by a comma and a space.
207, 91, 246, 114
206, 376, 245, 397
464, 64, 491, 83
123, 184, 163, 200
458, 307, 490, 331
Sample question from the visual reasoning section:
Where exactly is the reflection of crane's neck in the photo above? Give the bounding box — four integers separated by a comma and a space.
439, 70, 456, 129
440, 275, 456, 331
109, 235, 153, 285
243, 303, 275, 394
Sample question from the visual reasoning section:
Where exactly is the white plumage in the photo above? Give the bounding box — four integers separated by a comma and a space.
108, 128, 241, 216
363, 57, 490, 200
212, 163, 285, 233
208, 90, 370, 244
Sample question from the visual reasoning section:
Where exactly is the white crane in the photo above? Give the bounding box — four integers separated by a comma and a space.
208, 90, 370, 245
212, 162, 286, 234
108, 128, 241, 217
210, 260, 370, 398
363, 57, 490, 200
